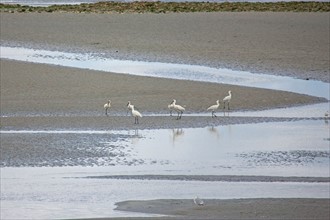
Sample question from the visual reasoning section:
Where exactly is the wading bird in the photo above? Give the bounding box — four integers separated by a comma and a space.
171, 99, 185, 120
131, 105, 142, 124
127, 101, 134, 115
207, 100, 220, 118
223, 90, 232, 110
168, 102, 174, 116
193, 196, 204, 206
104, 100, 111, 116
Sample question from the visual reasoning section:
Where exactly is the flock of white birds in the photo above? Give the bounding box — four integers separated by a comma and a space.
105, 91, 330, 124
104, 90, 232, 124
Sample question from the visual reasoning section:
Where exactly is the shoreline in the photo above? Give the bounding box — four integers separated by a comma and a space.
0, 115, 326, 131
1, 12, 329, 83
1, 60, 326, 120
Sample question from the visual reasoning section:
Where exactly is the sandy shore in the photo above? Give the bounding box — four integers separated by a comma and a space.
1, 12, 329, 120
0, 59, 325, 132
66, 198, 330, 220
112, 198, 330, 220
1, 12, 329, 82
0, 60, 325, 119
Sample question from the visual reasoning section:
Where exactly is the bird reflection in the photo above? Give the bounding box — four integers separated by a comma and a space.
223, 111, 230, 117
171, 128, 184, 145
129, 129, 141, 145
208, 126, 220, 139
324, 111, 329, 126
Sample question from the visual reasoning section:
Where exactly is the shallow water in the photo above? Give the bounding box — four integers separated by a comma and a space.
1, 120, 329, 176
1, 45, 330, 219
1, 46, 329, 100
1, 120, 329, 219
1, 169, 329, 219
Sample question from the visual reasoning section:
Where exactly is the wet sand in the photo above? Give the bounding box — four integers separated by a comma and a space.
0, 60, 325, 119
66, 198, 330, 220
112, 198, 330, 220
1, 12, 329, 82
0, 59, 325, 131
1, 12, 328, 120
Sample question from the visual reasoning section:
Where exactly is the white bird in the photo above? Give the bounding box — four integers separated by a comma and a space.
103, 100, 111, 116
223, 90, 232, 110
193, 196, 204, 206
168, 102, 174, 116
171, 99, 185, 120
131, 105, 142, 124
207, 100, 220, 118
127, 101, 134, 115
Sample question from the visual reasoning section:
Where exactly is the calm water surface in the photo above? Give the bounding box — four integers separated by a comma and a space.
1, 42, 329, 219
1, 120, 330, 219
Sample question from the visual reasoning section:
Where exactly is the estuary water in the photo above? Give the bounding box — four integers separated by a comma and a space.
1, 44, 329, 219
1, 119, 330, 219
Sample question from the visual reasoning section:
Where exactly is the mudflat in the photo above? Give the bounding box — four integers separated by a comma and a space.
113, 198, 330, 220
1, 12, 329, 82
1, 12, 328, 119
0, 60, 324, 118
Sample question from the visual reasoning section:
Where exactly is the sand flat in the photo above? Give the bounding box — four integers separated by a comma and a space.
1, 12, 329, 82
0, 59, 325, 117
113, 198, 330, 220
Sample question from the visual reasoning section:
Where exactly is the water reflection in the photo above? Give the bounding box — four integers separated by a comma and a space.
171, 128, 184, 146
207, 126, 220, 139
127, 120, 329, 177
128, 129, 141, 145
223, 111, 231, 117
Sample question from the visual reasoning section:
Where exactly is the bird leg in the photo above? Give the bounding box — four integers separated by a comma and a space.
176, 111, 182, 120
105, 109, 108, 116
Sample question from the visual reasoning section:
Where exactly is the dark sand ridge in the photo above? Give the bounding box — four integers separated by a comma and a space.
67, 199, 330, 220
1, 12, 329, 83
113, 198, 330, 220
